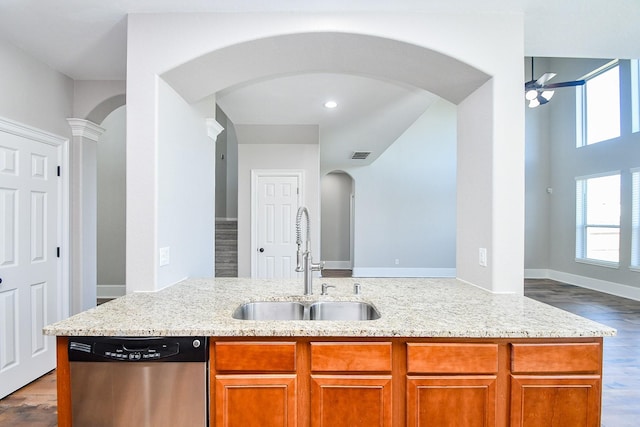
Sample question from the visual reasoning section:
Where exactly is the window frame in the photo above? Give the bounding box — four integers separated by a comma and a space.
575, 171, 621, 268
576, 59, 621, 148
632, 59, 640, 134
632, 168, 640, 271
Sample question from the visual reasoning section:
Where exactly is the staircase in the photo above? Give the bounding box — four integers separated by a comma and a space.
215, 220, 238, 277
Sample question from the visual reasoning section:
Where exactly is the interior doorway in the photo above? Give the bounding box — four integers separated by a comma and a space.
97, 106, 126, 300
251, 169, 303, 279
320, 171, 354, 274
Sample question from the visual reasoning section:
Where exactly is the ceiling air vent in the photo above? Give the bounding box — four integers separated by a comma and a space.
351, 151, 371, 160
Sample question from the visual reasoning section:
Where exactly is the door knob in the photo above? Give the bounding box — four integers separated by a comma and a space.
259, 248, 265, 253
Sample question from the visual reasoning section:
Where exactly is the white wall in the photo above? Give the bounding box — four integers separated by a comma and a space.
97, 106, 126, 298
236, 125, 320, 277
0, 37, 73, 138
226, 120, 239, 219
73, 80, 126, 123
156, 79, 215, 288
344, 99, 457, 277
524, 58, 552, 270
126, 12, 525, 293
321, 172, 353, 268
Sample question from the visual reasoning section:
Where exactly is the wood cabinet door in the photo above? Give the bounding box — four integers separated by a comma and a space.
407, 376, 497, 427
510, 375, 601, 427
215, 374, 297, 427
311, 375, 392, 427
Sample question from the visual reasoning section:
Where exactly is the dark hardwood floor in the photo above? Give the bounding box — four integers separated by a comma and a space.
321, 268, 353, 278
0, 370, 57, 427
524, 279, 640, 427
0, 279, 637, 426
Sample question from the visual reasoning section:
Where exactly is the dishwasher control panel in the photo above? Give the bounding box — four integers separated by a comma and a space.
69, 337, 208, 362
94, 341, 179, 360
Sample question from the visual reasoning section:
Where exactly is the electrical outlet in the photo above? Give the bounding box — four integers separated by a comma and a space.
395, 259, 400, 265
478, 248, 487, 267
159, 247, 170, 267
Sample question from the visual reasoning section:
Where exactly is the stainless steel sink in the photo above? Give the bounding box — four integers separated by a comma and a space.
232, 300, 380, 321
309, 301, 381, 321
232, 301, 305, 320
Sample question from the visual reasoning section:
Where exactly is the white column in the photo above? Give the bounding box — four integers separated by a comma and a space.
67, 118, 104, 313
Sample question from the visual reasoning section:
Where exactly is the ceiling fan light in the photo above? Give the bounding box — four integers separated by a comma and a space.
528, 98, 540, 108
525, 89, 538, 101
537, 93, 550, 105
541, 90, 555, 101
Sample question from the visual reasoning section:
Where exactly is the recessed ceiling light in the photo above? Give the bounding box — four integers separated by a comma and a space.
324, 101, 338, 109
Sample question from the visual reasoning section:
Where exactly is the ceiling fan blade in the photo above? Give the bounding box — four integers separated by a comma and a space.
535, 72, 556, 85
544, 79, 586, 89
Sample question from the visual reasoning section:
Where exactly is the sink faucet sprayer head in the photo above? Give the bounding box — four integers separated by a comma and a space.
295, 206, 310, 272
295, 206, 322, 295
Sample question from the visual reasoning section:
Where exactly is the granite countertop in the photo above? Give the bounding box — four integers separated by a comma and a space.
44, 278, 616, 338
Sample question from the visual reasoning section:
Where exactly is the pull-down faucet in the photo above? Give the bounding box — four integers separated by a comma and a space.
295, 206, 322, 295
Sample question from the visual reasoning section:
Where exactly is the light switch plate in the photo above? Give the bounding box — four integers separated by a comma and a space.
159, 247, 170, 266
479, 248, 487, 267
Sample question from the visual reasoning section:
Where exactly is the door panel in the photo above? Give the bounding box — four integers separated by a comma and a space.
311, 375, 393, 427
215, 374, 297, 427
407, 376, 497, 426
254, 173, 301, 279
0, 188, 17, 266
0, 128, 60, 398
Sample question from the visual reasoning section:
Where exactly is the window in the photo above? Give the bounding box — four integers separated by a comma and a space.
632, 169, 640, 269
576, 61, 620, 147
576, 173, 621, 265
632, 59, 640, 133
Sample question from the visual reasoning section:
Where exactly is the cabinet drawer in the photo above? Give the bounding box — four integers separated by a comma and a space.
407, 343, 498, 374
215, 342, 296, 372
511, 343, 602, 374
310, 342, 392, 372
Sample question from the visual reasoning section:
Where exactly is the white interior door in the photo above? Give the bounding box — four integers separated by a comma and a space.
252, 171, 302, 279
0, 125, 61, 398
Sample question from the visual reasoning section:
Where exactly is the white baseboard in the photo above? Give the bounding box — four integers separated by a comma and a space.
323, 261, 352, 270
526, 269, 640, 302
97, 284, 126, 299
215, 217, 238, 221
352, 268, 456, 278
524, 269, 552, 279
549, 270, 640, 302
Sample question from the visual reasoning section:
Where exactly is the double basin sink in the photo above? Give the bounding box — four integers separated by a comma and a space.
233, 300, 380, 321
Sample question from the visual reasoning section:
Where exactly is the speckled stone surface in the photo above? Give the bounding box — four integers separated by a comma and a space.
44, 278, 616, 338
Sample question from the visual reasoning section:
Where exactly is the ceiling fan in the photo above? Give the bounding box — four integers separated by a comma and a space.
524, 58, 585, 108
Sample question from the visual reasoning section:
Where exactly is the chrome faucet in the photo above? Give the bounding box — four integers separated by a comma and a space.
295, 206, 322, 295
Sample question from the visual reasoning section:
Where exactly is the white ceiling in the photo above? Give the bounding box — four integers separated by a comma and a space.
217, 73, 439, 170
1, 0, 638, 171
0, 0, 638, 81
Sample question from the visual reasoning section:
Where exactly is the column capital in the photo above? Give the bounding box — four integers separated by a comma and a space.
67, 118, 105, 142
206, 118, 224, 140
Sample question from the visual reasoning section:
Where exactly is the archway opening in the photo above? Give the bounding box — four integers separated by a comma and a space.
321, 171, 355, 276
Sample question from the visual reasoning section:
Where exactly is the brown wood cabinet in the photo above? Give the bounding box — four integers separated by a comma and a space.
406, 343, 499, 426
215, 374, 297, 427
510, 343, 603, 427
211, 342, 298, 427
53, 336, 604, 427
310, 342, 393, 427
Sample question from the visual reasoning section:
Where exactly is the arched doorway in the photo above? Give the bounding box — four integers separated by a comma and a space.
321, 171, 354, 275
97, 105, 126, 299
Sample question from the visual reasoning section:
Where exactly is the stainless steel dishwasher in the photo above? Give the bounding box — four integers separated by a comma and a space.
68, 336, 208, 427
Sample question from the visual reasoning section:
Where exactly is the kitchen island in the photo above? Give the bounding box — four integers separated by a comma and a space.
45, 277, 616, 426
